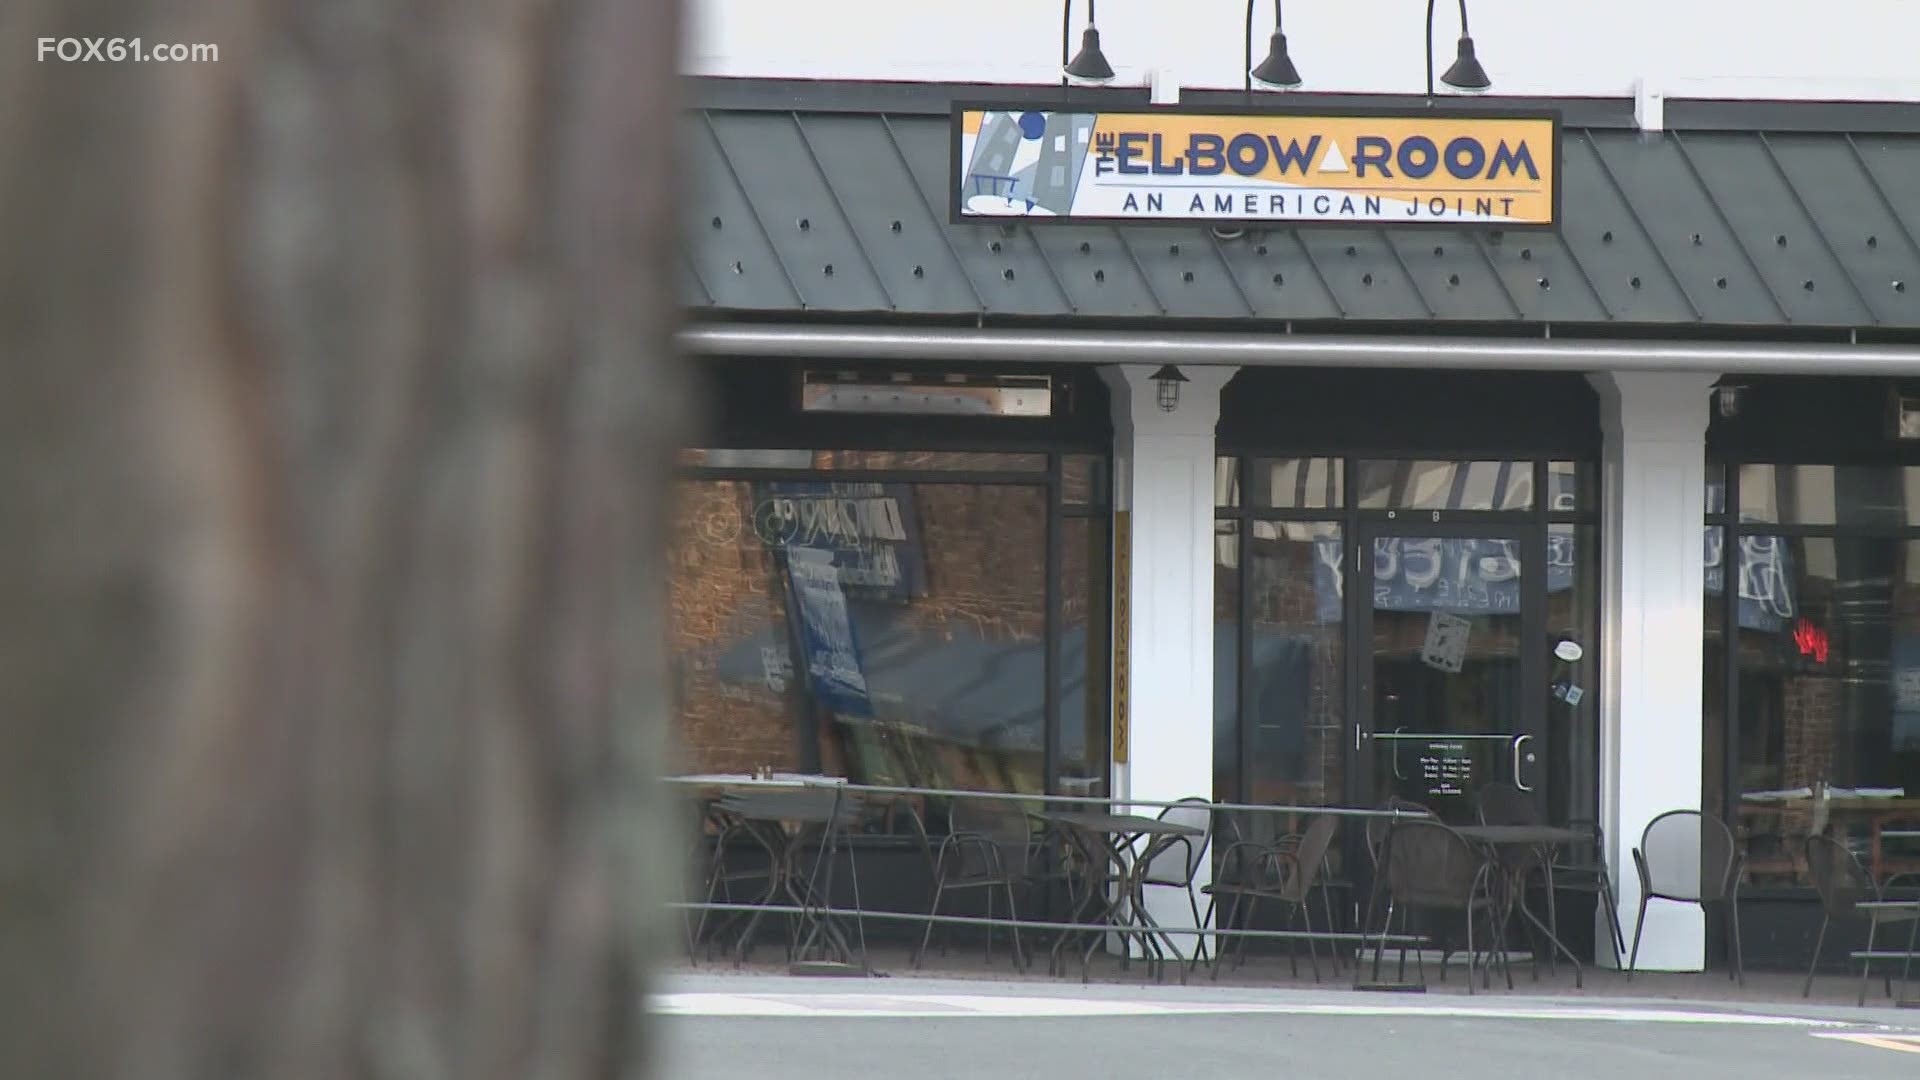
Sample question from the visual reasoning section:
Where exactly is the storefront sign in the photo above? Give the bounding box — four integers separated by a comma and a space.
1112, 510, 1131, 765
953, 105, 1558, 226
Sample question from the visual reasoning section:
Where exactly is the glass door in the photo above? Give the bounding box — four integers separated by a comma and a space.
1352, 524, 1546, 824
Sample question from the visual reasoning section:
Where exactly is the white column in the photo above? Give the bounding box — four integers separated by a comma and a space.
1102, 364, 1235, 958
1589, 371, 1716, 971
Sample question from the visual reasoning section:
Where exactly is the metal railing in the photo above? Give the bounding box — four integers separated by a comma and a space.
668, 776, 1435, 984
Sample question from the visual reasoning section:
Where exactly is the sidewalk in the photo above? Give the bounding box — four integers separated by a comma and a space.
667, 940, 1920, 1027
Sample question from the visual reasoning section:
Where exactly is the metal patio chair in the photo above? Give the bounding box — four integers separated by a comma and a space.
1137, 797, 1215, 965
914, 796, 1033, 971
1549, 818, 1626, 970
1197, 813, 1340, 982
1476, 782, 1559, 978
1628, 810, 1744, 985
1803, 833, 1920, 1004
1375, 818, 1512, 993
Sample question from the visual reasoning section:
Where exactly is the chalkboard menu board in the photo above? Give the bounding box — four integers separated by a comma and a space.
1419, 740, 1474, 797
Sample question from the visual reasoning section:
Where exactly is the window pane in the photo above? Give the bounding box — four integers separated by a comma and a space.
1548, 524, 1599, 829
812, 449, 1047, 472
679, 448, 1047, 472
1215, 457, 1241, 509
1213, 519, 1240, 803
1356, 459, 1534, 511
1737, 464, 1920, 527
669, 480, 1049, 802
1245, 457, 1344, 510
1063, 453, 1109, 507
1548, 461, 1590, 513
1703, 526, 1728, 825
1705, 463, 1727, 517
1058, 516, 1110, 796
1734, 535, 1920, 886
1241, 520, 1345, 860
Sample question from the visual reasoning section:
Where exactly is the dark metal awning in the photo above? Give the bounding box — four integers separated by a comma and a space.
685, 107, 1920, 332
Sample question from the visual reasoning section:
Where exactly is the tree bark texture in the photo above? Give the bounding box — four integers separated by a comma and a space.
0, 1, 686, 1076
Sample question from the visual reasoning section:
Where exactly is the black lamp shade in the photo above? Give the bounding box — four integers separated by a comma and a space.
1440, 34, 1491, 92
1250, 31, 1302, 89
1064, 26, 1115, 83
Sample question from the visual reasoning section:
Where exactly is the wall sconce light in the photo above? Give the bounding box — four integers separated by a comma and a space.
1427, 0, 1491, 97
1246, 0, 1302, 93
1151, 364, 1189, 412
1062, 0, 1116, 85
1715, 381, 1745, 419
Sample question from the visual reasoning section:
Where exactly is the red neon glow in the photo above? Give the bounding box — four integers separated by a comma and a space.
1793, 617, 1830, 664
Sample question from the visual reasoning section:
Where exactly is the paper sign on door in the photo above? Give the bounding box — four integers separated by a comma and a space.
1421, 611, 1471, 674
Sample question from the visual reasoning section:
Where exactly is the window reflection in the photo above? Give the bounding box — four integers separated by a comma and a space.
1356, 460, 1533, 511
1737, 464, 1920, 528
1733, 535, 1920, 885
669, 479, 1049, 797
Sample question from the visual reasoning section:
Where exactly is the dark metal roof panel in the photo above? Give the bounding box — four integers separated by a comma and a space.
1674, 132, 1874, 326
688, 108, 1920, 332
886, 117, 1074, 316
686, 116, 802, 310
1380, 229, 1527, 321
705, 112, 893, 311
1295, 229, 1434, 320
792, 113, 981, 314
1586, 130, 1782, 324
1552, 133, 1697, 323
1122, 229, 1257, 319
1027, 226, 1161, 316
1829, 135, 1920, 322
1213, 231, 1346, 319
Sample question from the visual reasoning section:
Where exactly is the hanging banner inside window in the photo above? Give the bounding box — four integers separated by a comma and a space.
952, 105, 1559, 226
752, 481, 927, 601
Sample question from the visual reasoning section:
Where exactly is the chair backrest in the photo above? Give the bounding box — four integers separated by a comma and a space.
1142, 797, 1214, 886
1367, 798, 1433, 866
1476, 782, 1543, 827
1280, 814, 1339, 903
950, 796, 1033, 875
1384, 819, 1486, 909
1637, 810, 1739, 902
1804, 833, 1875, 918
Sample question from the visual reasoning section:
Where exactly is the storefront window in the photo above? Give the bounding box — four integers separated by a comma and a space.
1245, 458, 1344, 510
1213, 519, 1241, 803
1733, 534, 1920, 885
1737, 464, 1920, 528
1058, 514, 1110, 795
1355, 459, 1534, 511
1245, 521, 1345, 812
669, 475, 1052, 796
1547, 523, 1599, 828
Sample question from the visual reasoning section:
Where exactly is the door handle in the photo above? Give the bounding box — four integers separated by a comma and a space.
1512, 734, 1535, 792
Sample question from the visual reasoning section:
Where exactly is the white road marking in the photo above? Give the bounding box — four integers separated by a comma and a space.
651, 991, 1848, 1027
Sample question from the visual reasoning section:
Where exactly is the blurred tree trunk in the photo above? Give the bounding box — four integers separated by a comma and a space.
0, 1, 685, 1077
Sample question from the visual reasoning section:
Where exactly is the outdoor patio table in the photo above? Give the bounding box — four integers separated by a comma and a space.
681, 776, 864, 970
1454, 824, 1591, 987
1033, 810, 1204, 982
1855, 899, 1920, 1007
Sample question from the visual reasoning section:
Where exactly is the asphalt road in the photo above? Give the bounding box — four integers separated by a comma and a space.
651, 976, 1920, 1080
